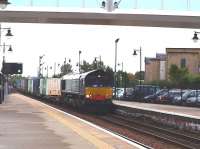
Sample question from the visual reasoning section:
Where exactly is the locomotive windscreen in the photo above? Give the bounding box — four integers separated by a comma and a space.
85, 71, 113, 87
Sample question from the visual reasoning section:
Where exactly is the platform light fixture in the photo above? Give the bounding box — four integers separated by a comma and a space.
101, 0, 121, 11
0, 0, 10, 9
192, 31, 200, 42
133, 46, 142, 86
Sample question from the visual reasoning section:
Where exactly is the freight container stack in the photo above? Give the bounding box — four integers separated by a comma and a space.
39, 78, 61, 96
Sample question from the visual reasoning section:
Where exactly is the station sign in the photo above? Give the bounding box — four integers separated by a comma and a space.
2, 63, 23, 74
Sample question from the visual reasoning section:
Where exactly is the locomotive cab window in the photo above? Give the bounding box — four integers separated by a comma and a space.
85, 72, 113, 87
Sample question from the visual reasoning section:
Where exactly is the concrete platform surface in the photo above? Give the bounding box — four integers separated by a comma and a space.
0, 93, 144, 149
113, 100, 200, 119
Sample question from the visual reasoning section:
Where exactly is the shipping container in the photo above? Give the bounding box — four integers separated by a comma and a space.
28, 79, 33, 93
21, 78, 28, 93
39, 78, 61, 96
47, 78, 61, 96
39, 78, 47, 96
32, 78, 40, 95
15, 79, 21, 89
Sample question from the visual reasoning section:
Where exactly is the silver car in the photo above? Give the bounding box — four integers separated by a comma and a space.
186, 95, 200, 105
176, 90, 200, 103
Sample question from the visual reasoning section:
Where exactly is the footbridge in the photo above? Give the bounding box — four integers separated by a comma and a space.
1, 0, 200, 28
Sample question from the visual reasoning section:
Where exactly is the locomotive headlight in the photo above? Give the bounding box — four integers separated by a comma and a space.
86, 94, 90, 98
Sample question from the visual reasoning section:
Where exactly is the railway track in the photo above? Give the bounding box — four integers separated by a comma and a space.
19, 93, 200, 149
99, 114, 200, 149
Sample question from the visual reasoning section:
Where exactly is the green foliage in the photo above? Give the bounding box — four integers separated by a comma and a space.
169, 64, 189, 87
146, 64, 200, 89
9, 74, 23, 86
134, 71, 145, 81
80, 60, 110, 73
80, 60, 93, 73
60, 63, 72, 76
147, 80, 173, 89
167, 64, 200, 89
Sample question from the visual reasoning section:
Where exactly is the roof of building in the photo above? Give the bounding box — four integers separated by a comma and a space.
166, 48, 200, 53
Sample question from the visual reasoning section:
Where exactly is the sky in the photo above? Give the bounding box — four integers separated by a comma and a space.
1, 0, 200, 77
2, 23, 199, 77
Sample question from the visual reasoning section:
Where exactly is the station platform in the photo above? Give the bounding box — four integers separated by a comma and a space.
113, 100, 200, 119
0, 93, 144, 149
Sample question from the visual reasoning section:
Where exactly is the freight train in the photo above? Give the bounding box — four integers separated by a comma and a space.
15, 69, 114, 112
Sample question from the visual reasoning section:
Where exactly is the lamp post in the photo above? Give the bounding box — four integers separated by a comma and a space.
94, 56, 101, 69
1, 42, 12, 61
118, 62, 123, 72
39, 54, 45, 77
118, 62, 123, 88
0, 24, 13, 104
79, 50, 81, 73
45, 66, 49, 78
114, 38, 119, 99
133, 46, 142, 86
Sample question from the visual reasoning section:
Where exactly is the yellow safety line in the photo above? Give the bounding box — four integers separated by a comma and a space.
20, 95, 115, 149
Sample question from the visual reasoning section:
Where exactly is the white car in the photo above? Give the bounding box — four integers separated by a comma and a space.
175, 90, 200, 103
186, 95, 200, 105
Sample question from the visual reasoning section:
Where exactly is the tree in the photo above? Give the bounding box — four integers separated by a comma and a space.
91, 59, 105, 70
169, 64, 189, 88
134, 71, 145, 81
80, 60, 110, 73
80, 60, 93, 73
126, 72, 137, 87
9, 74, 23, 87
60, 63, 72, 76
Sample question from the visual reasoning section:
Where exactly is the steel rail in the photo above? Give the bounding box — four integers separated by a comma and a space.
100, 114, 200, 149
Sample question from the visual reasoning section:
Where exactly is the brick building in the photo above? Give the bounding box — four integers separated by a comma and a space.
145, 53, 166, 82
145, 48, 200, 83
166, 48, 200, 78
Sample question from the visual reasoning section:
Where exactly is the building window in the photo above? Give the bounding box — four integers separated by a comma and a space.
180, 58, 186, 68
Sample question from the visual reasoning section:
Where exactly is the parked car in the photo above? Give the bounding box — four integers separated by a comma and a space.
113, 88, 124, 99
133, 85, 160, 100
175, 90, 200, 104
186, 94, 200, 105
172, 89, 190, 104
144, 89, 168, 103
156, 89, 187, 104
123, 88, 135, 100
117, 88, 124, 99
